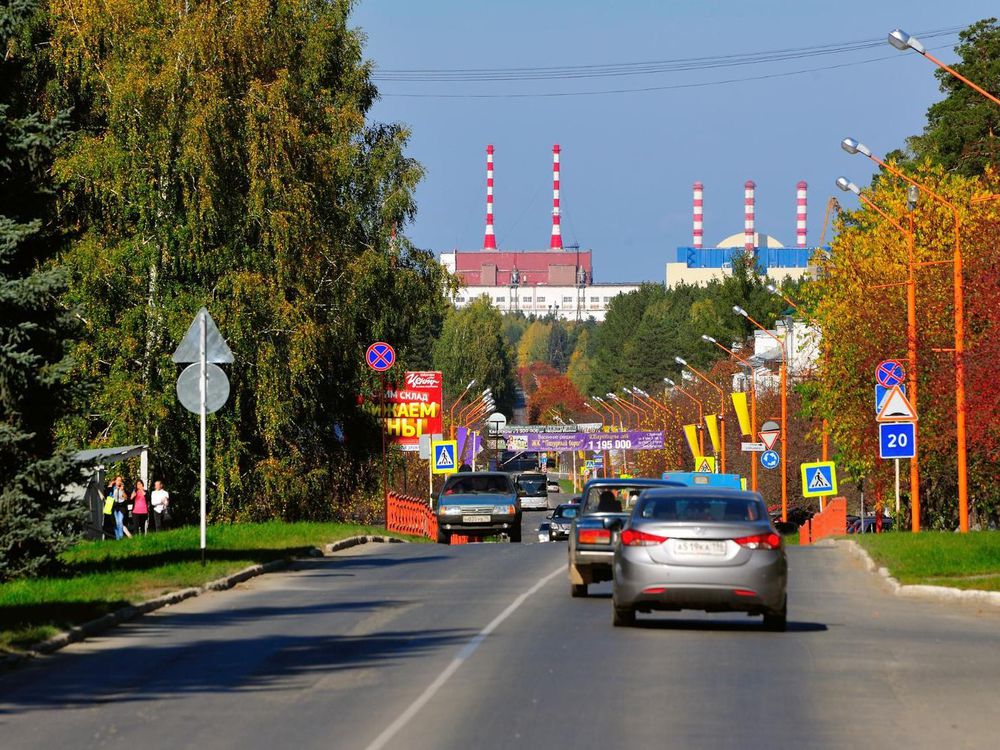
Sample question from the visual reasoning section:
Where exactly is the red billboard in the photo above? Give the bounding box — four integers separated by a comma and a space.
384, 371, 443, 450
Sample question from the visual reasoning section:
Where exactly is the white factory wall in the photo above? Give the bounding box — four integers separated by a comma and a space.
449, 283, 641, 322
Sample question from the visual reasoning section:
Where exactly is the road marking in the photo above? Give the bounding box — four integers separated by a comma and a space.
363, 564, 565, 750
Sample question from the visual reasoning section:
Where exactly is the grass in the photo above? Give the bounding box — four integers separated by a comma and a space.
854, 531, 1000, 591
0, 522, 421, 654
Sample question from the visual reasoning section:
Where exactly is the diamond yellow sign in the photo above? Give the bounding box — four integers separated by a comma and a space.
694, 456, 716, 473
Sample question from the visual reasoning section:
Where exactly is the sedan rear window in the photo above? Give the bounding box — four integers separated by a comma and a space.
516, 476, 547, 494
552, 506, 578, 519
443, 475, 513, 495
637, 496, 764, 522
582, 485, 651, 514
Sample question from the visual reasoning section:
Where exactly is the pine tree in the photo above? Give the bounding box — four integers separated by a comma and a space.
0, 0, 85, 580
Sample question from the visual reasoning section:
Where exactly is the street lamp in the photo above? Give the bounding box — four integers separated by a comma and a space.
608, 392, 639, 429
664, 377, 705, 457
836, 174, 921, 530
449, 379, 477, 439
674, 356, 726, 473
888, 29, 1000, 107
842, 138, 968, 532
702, 334, 758, 491
733, 305, 788, 522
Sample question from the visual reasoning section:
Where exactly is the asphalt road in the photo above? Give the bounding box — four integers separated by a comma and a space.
1, 504, 998, 750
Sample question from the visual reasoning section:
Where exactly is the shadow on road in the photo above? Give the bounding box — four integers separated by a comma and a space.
634, 618, 828, 633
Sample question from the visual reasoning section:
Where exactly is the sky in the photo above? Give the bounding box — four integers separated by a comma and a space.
352, 1, 997, 283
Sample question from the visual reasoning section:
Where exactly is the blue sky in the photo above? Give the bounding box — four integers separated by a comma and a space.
352, 1, 996, 282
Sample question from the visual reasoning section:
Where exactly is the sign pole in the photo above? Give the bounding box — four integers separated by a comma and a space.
380, 373, 388, 526
199, 311, 207, 566
894, 458, 900, 517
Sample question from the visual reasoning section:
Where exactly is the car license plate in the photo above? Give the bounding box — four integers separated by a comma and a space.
463, 515, 491, 523
674, 540, 726, 556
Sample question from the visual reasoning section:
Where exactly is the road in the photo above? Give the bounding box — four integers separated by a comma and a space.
1, 502, 997, 750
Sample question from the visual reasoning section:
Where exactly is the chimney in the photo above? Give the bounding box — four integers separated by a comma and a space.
744, 180, 756, 254
796, 180, 807, 248
692, 182, 704, 249
483, 145, 497, 249
550, 144, 563, 249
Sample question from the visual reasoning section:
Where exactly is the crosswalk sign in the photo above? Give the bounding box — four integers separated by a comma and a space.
800, 461, 838, 498
694, 456, 716, 473
431, 440, 458, 474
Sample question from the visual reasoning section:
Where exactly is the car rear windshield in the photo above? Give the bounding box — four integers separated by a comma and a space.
582, 485, 655, 514
552, 506, 578, 519
516, 476, 547, 495
443, 475, 513, 495
636, 496, 765, 522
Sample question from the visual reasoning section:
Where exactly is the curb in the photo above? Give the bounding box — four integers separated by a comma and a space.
1, 535, 405, 671
837, 539, 1000, 608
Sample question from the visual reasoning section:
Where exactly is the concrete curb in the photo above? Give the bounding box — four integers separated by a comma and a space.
837, 539, 1000, 608
1, 535, 406, 672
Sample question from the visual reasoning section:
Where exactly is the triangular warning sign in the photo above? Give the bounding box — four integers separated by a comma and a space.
694, 456, 716, 473
172, 308, 234, 364
759, 431, 780, 450
435, 445, 455, 469
876, 385, 917, 422
808, 468, 832, 491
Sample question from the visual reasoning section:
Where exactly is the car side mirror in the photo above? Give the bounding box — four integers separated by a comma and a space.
545, 514, 553, 520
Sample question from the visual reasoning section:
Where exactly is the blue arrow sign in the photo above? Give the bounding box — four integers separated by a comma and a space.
760, 450, 780, 469
879, 422, 916, 459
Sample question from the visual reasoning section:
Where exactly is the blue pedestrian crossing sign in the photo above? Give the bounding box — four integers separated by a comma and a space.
879, 422, 916, 459
431, 440, 458, 474
800, 461, 838, 498
760, 450, 780, 469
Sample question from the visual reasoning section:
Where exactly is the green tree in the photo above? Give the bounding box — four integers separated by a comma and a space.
565, 328, 594, 394
546, 318, 572, 372
516, 320, 551, 368
433, 297, 516, 413
46, 0, 444, 522
0, 0, 85, 580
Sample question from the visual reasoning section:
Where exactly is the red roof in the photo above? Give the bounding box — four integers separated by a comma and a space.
452, 249, 593, 286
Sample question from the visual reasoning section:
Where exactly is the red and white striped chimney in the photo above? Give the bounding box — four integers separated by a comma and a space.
744, 180, 756, 254
483, 145, 497, 249
796, 180, 807, 248
550, 144, 562, 250
692, 182, 704, 249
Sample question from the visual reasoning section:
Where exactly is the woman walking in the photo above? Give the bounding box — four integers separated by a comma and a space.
131, 480, 149, 535
111, 475, 129, 540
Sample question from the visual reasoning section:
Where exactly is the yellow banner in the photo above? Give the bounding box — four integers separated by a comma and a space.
683, 424, 700, 458
731, 391, 752, 436
704, 414, 720, 454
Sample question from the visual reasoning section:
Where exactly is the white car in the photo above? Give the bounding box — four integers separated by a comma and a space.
515, 472, 549, 510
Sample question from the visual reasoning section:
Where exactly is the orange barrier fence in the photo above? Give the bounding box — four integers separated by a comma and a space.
386, 491, 438, 540
799, 497, 847, 545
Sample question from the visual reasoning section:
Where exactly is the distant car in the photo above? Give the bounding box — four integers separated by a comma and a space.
847, 515, 894, 533
515, 472, 549, 510
611, 487, 788, 630
567, 477, 683, 598
435, 472, 521, 544
544, 503, 579, 541
547, 479, 562, 494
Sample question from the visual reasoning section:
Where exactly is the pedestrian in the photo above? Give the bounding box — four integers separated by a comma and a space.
102, 484, 116, 540
131, 480, 149, 535
151, 480, 170, 531
111, 475, 131, 540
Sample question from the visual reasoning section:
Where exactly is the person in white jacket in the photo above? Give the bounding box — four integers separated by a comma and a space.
150, 480, 170, 532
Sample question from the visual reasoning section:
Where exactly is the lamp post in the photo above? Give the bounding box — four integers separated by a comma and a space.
837, 176, 922, 531
674, 356, 726, 473
459, 388, 491, 428
449, 379, 477, 439
611, 392, 642, 429
597, 395, 627, 474
587, 398, 612, 477
733, 306, 787, 522
888, 29, 1000, 107
701, 335, 758, 492
664, 377, 705, 457
842, 137, 967, 532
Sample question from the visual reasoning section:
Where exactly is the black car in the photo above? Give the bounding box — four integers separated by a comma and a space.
543, 503, 580, 541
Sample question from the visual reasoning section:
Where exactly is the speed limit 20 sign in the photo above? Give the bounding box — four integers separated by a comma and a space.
879, 422, 915, 459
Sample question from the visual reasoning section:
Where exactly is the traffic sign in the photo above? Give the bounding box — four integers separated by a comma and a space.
431, 440, 458, 474
176, 363, 230, 414
694, 456, 716, 473
585, 459, 596, 469
486, 412, 508, 435
879, 422, 916, 459
875, 383, 906, 414
365, 342, 396, 372
760, 450, 780, 469
876, 359, 905, 388
801, 461, 838, 497
741, 442, 766, 452
876, 385, 917, 422
172, 308, 234, 364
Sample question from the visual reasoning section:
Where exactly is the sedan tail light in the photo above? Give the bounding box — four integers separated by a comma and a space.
732, 532, 782, 550
578, 528, 611, 545
620, 529, 668, 547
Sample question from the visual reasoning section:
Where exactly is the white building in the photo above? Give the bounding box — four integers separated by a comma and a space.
730, 319, 821, 393
448, 282, 642, 322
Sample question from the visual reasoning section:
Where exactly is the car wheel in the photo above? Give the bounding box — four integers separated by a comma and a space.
436, 528, 450, 545
509, 526, 522, 543
612, 604, 636, 627
763, 596, 787, 632
570, 583, 588, 598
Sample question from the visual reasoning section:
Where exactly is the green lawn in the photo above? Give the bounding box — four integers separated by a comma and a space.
854, 531, 1000, 591
0, 522, 419, 654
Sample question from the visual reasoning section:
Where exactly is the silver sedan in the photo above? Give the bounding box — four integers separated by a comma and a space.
611, 488, 787, 630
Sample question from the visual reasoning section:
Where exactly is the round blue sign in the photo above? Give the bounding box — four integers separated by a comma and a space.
876, 359, 905, 388
365, 342, 396, 372
760, 450, 780, 469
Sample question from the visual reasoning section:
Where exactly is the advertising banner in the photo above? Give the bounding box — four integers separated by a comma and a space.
509, 430, 665, 452
384, 371, 443, 451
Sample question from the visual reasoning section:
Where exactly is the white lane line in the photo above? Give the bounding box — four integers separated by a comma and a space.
363, 564, 565, 750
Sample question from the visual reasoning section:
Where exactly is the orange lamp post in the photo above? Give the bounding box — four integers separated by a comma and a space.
611, 393, 642, 429
583, 400, 605, 429
836, 176, 923, 531
842, 138, 967, 532
888, 29, 1000, 106
675, 357, 726, 473
448, 379, 476, 439
733, 306, 787, 523
632, 387, 679, 470
701, 335, 758, 492
664, 377, 705, 457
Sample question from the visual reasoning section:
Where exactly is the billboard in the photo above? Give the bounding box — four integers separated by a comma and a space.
384, 371, 443, 451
